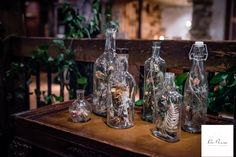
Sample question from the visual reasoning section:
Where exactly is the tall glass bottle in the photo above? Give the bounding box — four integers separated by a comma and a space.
93, 27, 119, 117
142, 41, 166, 122
107, 54, 136, 129
69, 90, 92, 123
182, 41, 208, 133
152, 73, 182, 142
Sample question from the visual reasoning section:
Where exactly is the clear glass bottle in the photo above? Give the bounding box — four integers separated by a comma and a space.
93, 26, 119, 117
107, 54, 136, 129
182, 41, 208, 133
142, 41, 166, 122
152, 72, 182, 142
69, 90, 92, 123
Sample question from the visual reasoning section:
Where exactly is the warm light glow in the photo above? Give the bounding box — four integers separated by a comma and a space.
153, 35, 159, 40
185, 20, 192, 28
159, 35, 165, 40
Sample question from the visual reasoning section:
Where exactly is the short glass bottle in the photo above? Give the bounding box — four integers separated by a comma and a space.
142, 41, 166, 122
182, 41, 208, 133
152, 72, 182, 143
107, 54, 136, 129
93, 26, 119, 117
69, 90, 92, 123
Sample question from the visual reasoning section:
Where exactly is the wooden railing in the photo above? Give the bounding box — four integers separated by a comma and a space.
12, 37, 236, 71
2, 36, 236, 114
32, 59, 94, 107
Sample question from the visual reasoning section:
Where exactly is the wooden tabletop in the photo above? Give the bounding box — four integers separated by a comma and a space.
39, 111, 201, 157
14, 101, 205, 157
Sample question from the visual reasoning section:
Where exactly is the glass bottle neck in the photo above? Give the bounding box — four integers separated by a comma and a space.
191, 60, 205, 70
76, 90, 84, 101
152, 46, 160, 58
105, 29, 116, 54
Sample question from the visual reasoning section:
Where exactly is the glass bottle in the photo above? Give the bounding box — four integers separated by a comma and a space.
107, 54, 136, 129
182, 41, 208, 133
152, 72, 182, 142
142, 41, 166, 122
69, 90, 92, 123
93, 26, 119, 117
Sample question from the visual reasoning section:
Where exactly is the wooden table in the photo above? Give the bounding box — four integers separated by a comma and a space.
13, 100, 231, 157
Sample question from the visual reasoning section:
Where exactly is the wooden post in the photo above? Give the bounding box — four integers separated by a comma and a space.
60, 72, 64, 101
137, 0, 143, 39
47, 65, 52, 104
35, 62, 41, 107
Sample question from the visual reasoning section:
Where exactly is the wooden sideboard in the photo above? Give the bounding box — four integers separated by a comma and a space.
12, 100, 234, 157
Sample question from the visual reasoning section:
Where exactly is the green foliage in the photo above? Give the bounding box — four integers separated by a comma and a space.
5, 62, 33, 102
43, 92, 64, 104
51, 39, 88, 95
208, 67, 236, 114
144, 83, 152, 91
62, 0, 100, 38
62, 0, 119, 38
135, 99, 144, 106
6, 63, 25, 78
104, 4, 119, 31
77, 77, 88, 87
175, 72, 188, 95
53, 39, 65, 48
5, 39, 88, 106
209, 72, 228, 85
32, 45, 51, 64
104, 4, 112, 23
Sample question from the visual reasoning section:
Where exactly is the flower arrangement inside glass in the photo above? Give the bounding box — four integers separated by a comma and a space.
93, 25, 119, 117
143, 41, 166, 122
182, 41, 208, 133
69, 89, 92, 122
107, 54, 136, 129
152, 72, 182, 142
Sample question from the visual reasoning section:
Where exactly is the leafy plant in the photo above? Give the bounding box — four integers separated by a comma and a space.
5, 39, 88, 106
104, 3, 119, 31
208, 67, 236, 114
62, 0, 119, 38
135, 99, 144, 106
62, 0, 100, 38
5, 62, 32, 102
42, 92, 64, 104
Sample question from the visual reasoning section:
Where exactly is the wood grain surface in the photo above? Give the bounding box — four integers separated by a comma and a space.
14, 101, 202, 157
10, 37, 236, 72
14, 100, 235, 157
